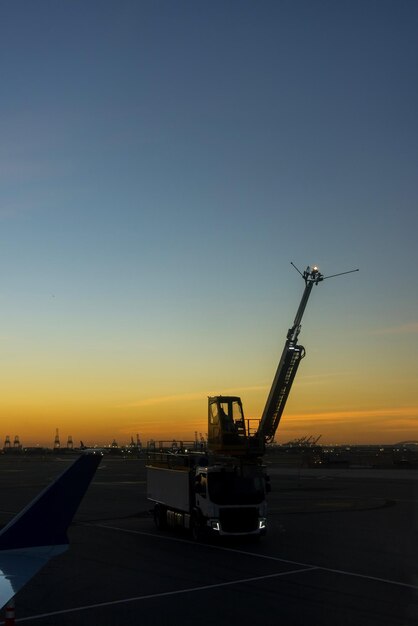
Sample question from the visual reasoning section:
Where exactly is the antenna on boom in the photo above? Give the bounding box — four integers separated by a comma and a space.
291, 262, 358, 284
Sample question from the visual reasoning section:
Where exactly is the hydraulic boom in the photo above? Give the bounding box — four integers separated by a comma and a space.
256, 265, 323, 443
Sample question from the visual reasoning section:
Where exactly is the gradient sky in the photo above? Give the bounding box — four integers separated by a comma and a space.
1, 0, 417, 447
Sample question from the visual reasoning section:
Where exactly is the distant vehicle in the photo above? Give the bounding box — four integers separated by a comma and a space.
80, 441, 111, 454
0, 452, 102, 611
147, 265, 355, 538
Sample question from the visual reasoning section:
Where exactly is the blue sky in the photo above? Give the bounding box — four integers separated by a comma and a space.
0, 1, 417, 445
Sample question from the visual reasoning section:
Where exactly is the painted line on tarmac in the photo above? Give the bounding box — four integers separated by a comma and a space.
13, 522, 418, 622
93, 480, 146, 485
89, 523, 418, 592
14, 567, 317, 622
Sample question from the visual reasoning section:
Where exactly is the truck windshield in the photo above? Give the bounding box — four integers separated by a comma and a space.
208, 472, 265, 505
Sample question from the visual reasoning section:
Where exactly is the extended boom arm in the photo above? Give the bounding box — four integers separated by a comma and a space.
256, 266, 323, 443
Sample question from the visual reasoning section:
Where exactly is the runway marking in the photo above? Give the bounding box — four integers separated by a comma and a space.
14, 567, 317, 622
12, 522, 418, 622
93, 480, 146, 485
89, 523, 418, 592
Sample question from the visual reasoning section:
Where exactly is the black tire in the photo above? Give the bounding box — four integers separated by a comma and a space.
190, 511, 204, 541
153, 504, 167, 530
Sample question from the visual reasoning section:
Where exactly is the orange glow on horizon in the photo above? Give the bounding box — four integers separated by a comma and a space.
2, 397, 417, 448
1, 335, 417, 448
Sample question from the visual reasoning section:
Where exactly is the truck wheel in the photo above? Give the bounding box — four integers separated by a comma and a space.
190, 512, 203, 541
154, 504, 167, 530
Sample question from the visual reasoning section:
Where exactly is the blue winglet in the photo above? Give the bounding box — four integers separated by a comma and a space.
0, 453, 102, 551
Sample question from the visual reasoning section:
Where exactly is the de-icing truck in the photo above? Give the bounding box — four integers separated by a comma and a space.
147, 265, 357, 538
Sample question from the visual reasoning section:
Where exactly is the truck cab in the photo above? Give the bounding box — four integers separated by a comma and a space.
193, 462, 268, 537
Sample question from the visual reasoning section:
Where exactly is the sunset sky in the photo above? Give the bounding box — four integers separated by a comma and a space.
1, 1, 417, 447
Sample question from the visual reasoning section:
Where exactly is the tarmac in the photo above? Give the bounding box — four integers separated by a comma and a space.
0, 454, 417, 625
